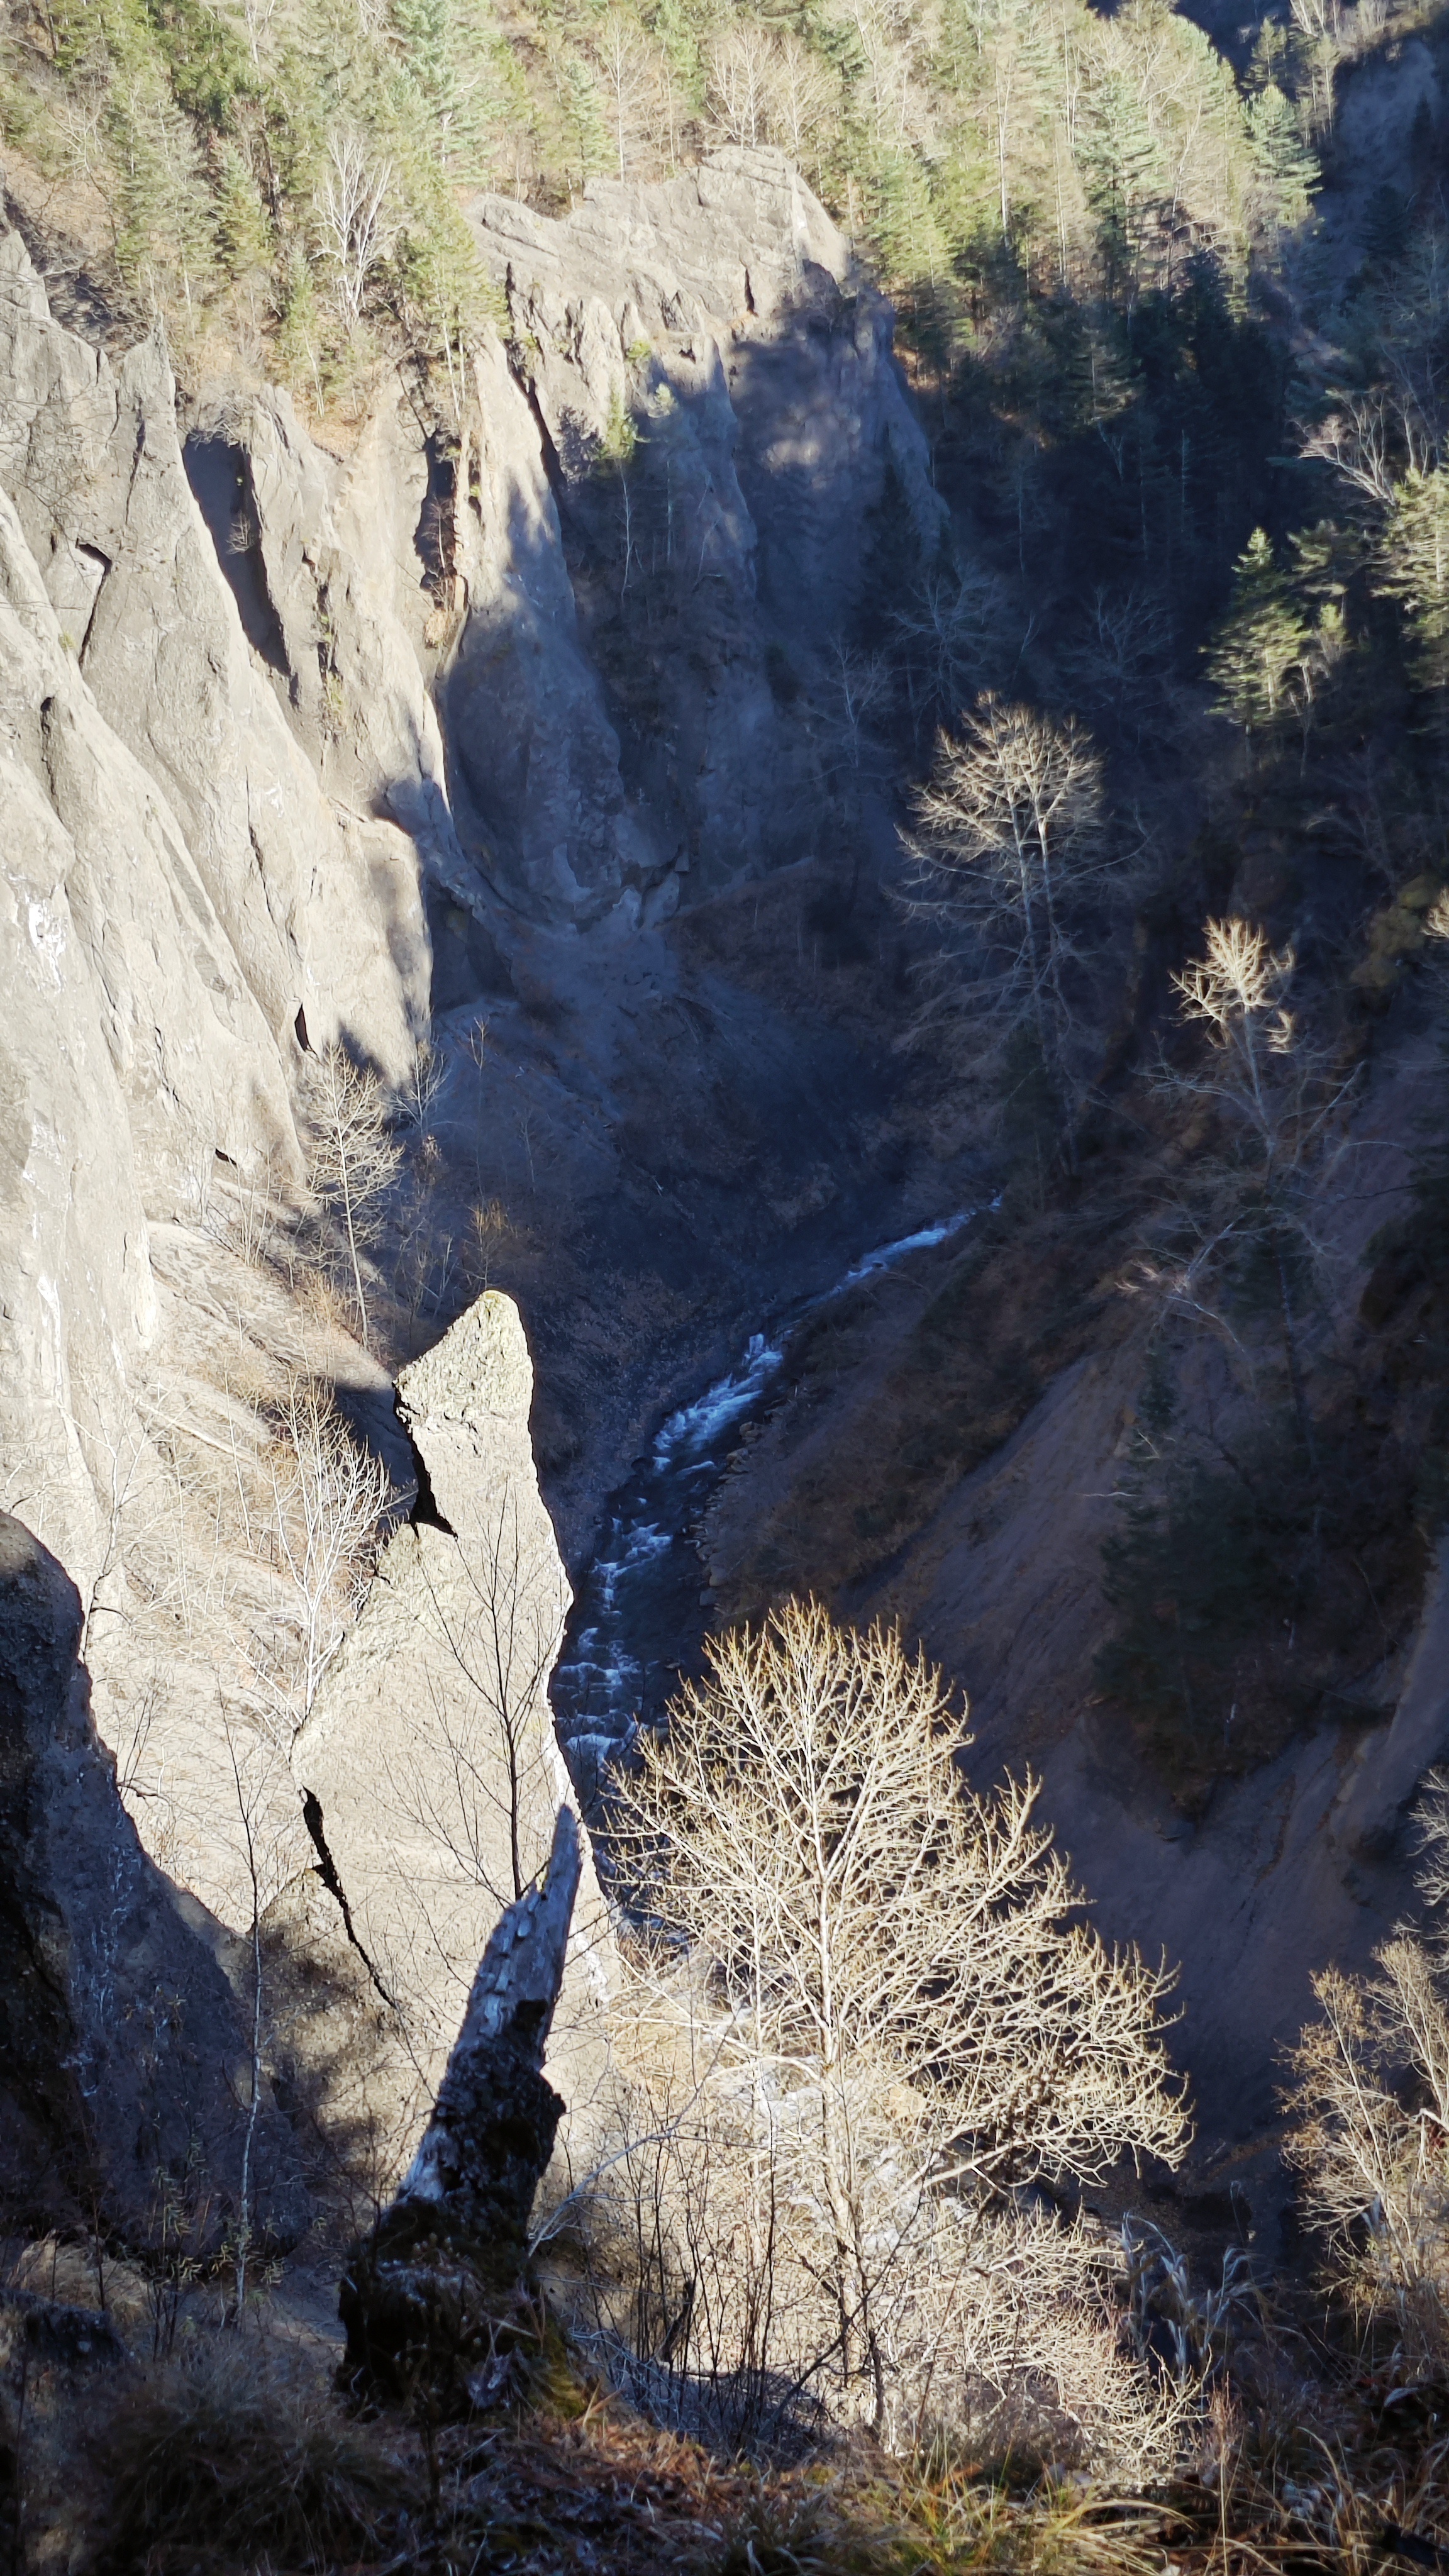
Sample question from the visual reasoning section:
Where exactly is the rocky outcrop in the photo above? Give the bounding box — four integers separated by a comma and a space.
458, 147, 947, 919
0, 147, 935, 2214
339, 1806, 581, 2411
0, 221, 430, 1591
291, 1293, 613, 2183
181, 382, 489, 937
172, 152, 947, 932
0, 235, 427, 1090
0, 1509, 307, 2249
1, 146, 941, 1584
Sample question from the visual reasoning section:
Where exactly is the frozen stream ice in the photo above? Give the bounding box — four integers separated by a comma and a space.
550, 1210, 975, 1800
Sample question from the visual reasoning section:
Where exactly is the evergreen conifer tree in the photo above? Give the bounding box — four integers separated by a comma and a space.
1246, 82, 1316, 228
1206, 526, 1308, 748
215, 138, 272, 281
1375, 467, 1449, 711
1362, 182, 1411, 269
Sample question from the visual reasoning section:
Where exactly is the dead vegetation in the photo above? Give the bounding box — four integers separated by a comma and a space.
4, 2290, 1449, 2576
587, 1602, 1187, 2467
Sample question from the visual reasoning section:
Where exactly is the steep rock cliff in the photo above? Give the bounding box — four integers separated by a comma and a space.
0, 222, 429, 1591
0, 1510, 306, 2248
0, 146, 942, 1583
454, 147, 945, 920
289, 1293, 612, 2195
0, 147, 943, 2223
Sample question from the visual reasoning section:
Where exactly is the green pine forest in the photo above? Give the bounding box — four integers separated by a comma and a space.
0, 0, 1344, 402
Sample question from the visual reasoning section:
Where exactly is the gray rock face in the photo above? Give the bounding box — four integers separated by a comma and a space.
0, 234, 428, 1083
180, 382, 487, 929
338, 1808, 582, 2412
0, 220, 431, 1592
0, 156, 931, 2218
291, 1293, 614, 2184
457, 148, 947, 920
1, 145, 945, 1592
165, 152, 944, 932
0, 1510, 307, 2248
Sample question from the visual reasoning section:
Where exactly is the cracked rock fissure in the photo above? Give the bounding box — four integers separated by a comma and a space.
301, 1788, 396, 2006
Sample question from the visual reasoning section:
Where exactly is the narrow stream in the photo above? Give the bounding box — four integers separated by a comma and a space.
550, 1209, 975, 1799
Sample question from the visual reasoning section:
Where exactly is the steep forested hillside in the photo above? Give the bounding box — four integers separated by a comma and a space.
0, 0, 1330, 400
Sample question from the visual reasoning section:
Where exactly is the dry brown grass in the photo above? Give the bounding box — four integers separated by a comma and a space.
36, 2295, 1449, 2576
83, 2340, 417, 2573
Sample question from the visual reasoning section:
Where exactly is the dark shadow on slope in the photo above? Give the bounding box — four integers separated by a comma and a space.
183, 433, 290, 677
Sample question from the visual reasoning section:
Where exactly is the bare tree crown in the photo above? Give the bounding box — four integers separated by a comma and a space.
611, 1598, 1188, 2194
304, 1043, 401, 1350
1284, 1775, 1449, 2364
594, 1600, 1188, 2443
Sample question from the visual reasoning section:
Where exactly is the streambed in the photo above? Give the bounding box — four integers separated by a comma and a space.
550, 1210, 975, 1799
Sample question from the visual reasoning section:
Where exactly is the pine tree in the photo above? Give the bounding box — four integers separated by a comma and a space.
1246, 82, 1317, 230
557, 46, 610, 192
1077, 60, 1160, 301
1206, 526, 1309, 747
108, 56, 219, 313
392, 0, 513, 184
1376, 467, 1449, 709
214, 138, 272, 281
276, 235, 326, 403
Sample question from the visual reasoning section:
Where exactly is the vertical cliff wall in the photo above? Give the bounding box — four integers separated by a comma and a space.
0, 223, 430, 1593
1, 147, 944, 1588
1, 145, 944, 2218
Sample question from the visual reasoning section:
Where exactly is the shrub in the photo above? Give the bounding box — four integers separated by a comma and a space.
89, 2341, 413, 2572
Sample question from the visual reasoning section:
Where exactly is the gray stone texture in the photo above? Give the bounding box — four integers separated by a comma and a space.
457, 147, 948, 920
0, 1509, 307, 2247
0, 221, 430, 1592
0, 152, 928, 2228
338, 1809, 582, 2412
291, 1296, 614, 2185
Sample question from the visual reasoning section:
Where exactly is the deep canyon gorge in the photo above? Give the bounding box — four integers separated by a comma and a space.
6, 0, 1449, 2548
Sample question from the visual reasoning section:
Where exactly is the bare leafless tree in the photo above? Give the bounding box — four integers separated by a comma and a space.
1135, 920, 1360, 1453
255, 1377, 392, 1736
706, 23, 775, 146
826, 638, 891, 775
389, 1484, 566, 1911
1299, 391, 1400, 506
304, 1044, 401, 1349
602, 1599, 1188, 2440
316, 131, 396, 328
1284, 1775, 1449, 2364
763, 31, 836, 164
889, 567, 1009, 739
592, 12, 663, 179
397, 1035, 448, 1132
908, 693, 1127, 1154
